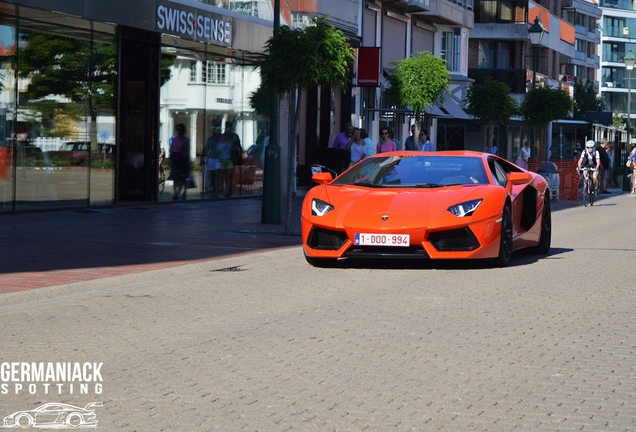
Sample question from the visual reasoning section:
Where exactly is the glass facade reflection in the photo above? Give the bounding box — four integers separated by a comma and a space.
158, 46, 265, 201
0, 10, 117, 212
0, 1, 268, 212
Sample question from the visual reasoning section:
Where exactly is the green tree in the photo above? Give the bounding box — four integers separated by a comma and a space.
18, 31, 172, 145
613, 110, 625, 129
520, 86, 572, 160
464, 78, 518, 153
17, 32, 117, 144
572, 80, 602, 119
255, 16, 355, 234
382, 51, 450, 137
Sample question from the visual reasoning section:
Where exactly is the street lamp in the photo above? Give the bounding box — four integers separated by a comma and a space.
623, 49, 635, 143
527, 17, 546, 160
528, 17, 546, 90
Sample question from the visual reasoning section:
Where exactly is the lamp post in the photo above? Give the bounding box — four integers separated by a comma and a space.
527, 17, 546, 160
528, 17, 546, 89
623, 49, 635, 144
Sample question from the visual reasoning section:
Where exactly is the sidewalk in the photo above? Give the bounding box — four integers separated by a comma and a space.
0, 185, 626, 294
0, 197, 303, 294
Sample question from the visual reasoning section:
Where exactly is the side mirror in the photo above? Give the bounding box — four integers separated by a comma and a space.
506, 171, 533, 194
312, 172, 333, 185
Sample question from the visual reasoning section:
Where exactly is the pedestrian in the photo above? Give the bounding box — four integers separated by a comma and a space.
204, 125, 220, 196
404, 124, 417, 151
360, 128, 375, 157
169, 123, 191, 200
598, 139, 611, 194
418, 129, 434, 151
332, 123, 354, 149
628, 145, 636, 194
573, 140, 582, 161
388, 127, 402, 151
217, 121, 242, 198
346, 127, 366, 166
376, 127, 397, 154
516, 140, 531, 169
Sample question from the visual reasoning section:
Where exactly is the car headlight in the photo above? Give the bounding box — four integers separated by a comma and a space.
447, 199, 482, 217
311, 198, 334, 216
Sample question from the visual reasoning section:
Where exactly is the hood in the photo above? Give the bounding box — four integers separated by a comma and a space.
321, 185, 488, 229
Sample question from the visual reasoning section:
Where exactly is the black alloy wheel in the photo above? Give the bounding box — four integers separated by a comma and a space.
495, 203, 513, 267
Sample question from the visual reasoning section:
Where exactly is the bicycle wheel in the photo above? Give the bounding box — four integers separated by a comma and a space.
158, 167, 165, 194
583, 179, 589, 207
590, 185, 595, 206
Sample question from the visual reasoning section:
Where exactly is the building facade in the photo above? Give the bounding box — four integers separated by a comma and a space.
0, 0, 276, 212
598, 0, 636, 136
468, 0, 601, 160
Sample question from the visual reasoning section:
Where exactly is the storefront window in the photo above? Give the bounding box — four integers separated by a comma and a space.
159, 43, 264, 201
0, 11, 117, 211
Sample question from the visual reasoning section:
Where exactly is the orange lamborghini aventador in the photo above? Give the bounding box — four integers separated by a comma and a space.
301, 151, 551, 267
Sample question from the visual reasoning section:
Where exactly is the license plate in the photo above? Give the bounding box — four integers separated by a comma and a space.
354, 233, 410, 247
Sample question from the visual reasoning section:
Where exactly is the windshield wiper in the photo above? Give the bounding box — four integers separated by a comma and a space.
414, 183, 445, 188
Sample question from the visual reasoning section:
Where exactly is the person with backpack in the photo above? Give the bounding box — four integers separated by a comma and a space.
577, 140, 601, 195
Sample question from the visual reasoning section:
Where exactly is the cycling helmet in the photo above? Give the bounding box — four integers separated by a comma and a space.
585, 140, 596, 148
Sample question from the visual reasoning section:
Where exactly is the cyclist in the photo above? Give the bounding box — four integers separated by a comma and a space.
578, 139, 600, 195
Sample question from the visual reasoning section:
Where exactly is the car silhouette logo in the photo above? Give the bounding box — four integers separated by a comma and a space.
382, 215, 388, 221
1, 402, 102, 429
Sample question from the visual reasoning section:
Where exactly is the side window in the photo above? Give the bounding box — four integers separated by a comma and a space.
488, 159, 508, 188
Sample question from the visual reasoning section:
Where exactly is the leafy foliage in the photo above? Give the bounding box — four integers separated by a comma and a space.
520, 86, 572, 130
572, 80, 602, 119
254, 16, 355, 235
257, 16, 354, 97
382, 51, 449, 131
464, 78, 518, 151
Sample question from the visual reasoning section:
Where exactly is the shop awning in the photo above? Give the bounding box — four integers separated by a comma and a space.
434, 98, 472, 120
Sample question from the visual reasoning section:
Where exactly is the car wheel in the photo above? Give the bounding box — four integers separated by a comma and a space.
533, 194, 551, 254
16, 414, 33, 428
66, 413, 83, 428
304, 252, 336, 268
495, 203, 513, 267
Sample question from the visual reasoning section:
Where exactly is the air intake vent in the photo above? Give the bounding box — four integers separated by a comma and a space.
307, 227, 348, 250
429, 228, 480, 251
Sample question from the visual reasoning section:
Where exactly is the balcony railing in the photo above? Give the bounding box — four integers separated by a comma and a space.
599, 0, 633, 10
467, 69, 528, 94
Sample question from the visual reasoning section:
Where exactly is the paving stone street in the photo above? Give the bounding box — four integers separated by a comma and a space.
1, 190, 635, 430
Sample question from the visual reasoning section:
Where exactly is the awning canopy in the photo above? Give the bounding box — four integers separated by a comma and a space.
432, 98, 472, 120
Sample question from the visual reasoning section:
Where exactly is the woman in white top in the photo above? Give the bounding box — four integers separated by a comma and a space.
516, 140, 531, 169
346, 127, 367, 166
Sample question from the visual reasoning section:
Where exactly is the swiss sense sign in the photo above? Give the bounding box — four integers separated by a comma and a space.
357, 47, 381, 87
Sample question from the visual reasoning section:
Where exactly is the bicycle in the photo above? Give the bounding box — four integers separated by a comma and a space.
579, 167, 596, 207
158, 160, 166, 194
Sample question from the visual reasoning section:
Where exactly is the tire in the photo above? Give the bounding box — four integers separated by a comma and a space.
158, 168, 165, 194
533, 194, 551, 254
495, 203, 513, 267
16, 414, 33, 428
304, 252, 336, 268
590, 188, 595, 206
66, 413, 83, 428
583, 179, 589, 207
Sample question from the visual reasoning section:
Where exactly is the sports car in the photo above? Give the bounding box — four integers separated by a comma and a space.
301, 151, 551, 267
2, 402, 102, 428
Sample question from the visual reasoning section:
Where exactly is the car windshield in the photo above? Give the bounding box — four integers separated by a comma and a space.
331, 155, 489, 188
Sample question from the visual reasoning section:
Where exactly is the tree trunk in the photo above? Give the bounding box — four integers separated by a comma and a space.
284, 89, 302, 236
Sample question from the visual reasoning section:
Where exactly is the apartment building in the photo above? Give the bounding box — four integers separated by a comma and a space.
468, 0, 601, 159
598, 0, 636, 134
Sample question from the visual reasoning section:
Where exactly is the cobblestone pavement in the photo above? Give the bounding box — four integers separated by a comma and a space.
0, 188, 634, 430
0, 197, 301, 293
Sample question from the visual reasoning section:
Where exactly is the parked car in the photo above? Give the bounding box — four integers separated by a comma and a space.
59, 141, 90, 165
